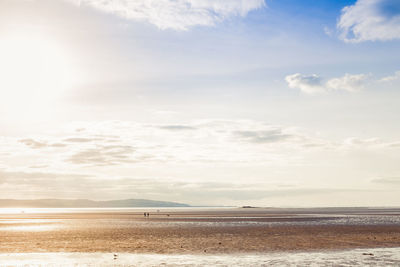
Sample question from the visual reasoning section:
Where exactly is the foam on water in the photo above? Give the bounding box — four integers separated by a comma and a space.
1, 248, 399, 266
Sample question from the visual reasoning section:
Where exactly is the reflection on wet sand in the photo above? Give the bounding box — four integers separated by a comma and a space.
0, 222, 60, 232
0, 248, 400, 266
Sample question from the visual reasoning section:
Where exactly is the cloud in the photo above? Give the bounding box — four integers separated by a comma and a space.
19, 138, 68, 149
0, 168, 353, 203
343, 137, 383, 149
8, 121, 327, 168
341, 137, 400, 150
158, 125, 197, 131
0, 169, 92, 185
147, 181, 353, 202
323, 26, 333, 37
380, 70, 400, 82
0, 169, 115, 199
19, 139, 47, 149
63, 138, 96, 143
11, 120, 400, 170
234, 129, 294, 144
285, 73, 368, 94
66, 0, 265, 30
388, 141, 400, 148
285, 73, 324, 94
371, 177, 400, 184
3, 120, 400, 204
67, 145, 135, 166
338, 0, 400, 42
326, 73, 368, 92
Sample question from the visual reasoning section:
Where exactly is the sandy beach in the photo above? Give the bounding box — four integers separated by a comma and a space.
1, 207, 400, 254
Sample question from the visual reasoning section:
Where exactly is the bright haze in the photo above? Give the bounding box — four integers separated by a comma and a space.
1, 0, 400, 207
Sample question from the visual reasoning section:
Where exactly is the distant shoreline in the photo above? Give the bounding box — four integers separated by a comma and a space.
0, 198, 190, 208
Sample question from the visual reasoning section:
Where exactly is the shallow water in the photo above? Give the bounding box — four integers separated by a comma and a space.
1, 248, 399, 266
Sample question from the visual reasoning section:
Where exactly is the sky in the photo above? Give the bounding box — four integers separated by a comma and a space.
0, 0, 400, 207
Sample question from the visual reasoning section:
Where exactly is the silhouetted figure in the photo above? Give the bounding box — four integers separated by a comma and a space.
147, 212, 150, 217
144, 212, 146, 217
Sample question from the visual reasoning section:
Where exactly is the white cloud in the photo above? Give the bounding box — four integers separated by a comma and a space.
285, 73, 368, 94
2, 120, 400, 204
323, 26, 333, 37
343, 137, 382, 147
11, 119, 400, 172
285, 73, 324, 94
67, 0, 265, 30
380, 70, 400, 82
338, 0, 400, 42
14, 120, 321, 166
326, 73, 368, 92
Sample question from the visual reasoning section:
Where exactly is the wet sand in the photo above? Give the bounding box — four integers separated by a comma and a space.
1, 248, 400, 266
1, 207, 400, 254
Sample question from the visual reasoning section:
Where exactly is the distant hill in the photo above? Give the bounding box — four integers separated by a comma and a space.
0, 199, 190, 208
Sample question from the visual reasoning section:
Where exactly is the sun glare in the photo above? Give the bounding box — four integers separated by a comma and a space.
0, 30, 78, 119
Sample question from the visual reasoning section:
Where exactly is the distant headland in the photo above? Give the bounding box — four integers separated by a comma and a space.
0, 199, 190, 208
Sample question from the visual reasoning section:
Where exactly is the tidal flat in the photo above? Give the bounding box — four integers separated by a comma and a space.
0, 207, 400, 265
